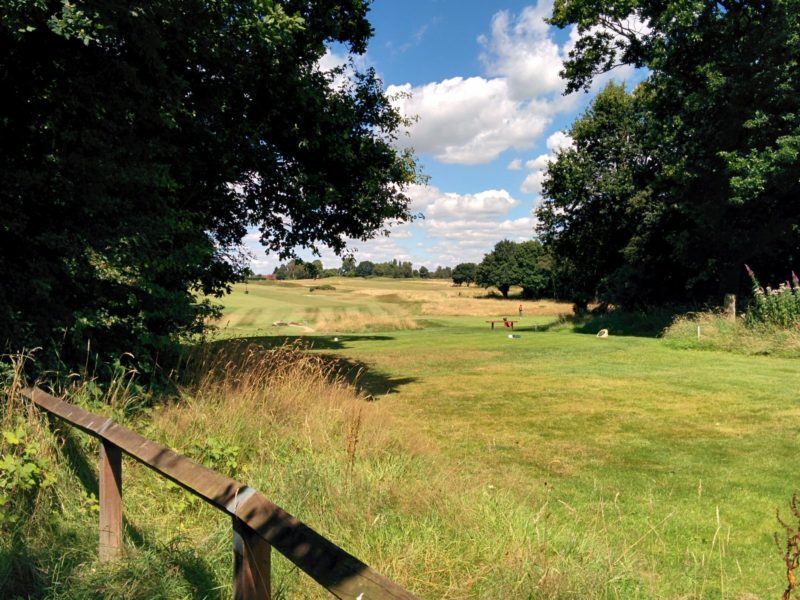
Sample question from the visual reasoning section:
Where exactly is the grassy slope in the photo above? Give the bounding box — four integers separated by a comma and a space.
5, 279, 796, 598
212, 279, 798, 597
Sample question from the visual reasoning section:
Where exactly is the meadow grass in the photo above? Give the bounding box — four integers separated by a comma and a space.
663, 311, 800, 358
3, 279, 798, 598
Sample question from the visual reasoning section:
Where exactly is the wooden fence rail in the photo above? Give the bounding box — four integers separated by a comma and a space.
20, 386, 419, 600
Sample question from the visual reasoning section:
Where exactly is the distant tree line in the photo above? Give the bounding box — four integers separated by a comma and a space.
270, 258, 453, 280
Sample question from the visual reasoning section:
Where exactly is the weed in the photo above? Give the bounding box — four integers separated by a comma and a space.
345, 408, 362, 482
776, 493, 800, 600
745, 265, 800, 328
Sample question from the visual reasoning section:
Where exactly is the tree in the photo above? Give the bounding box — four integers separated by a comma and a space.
355, 260, 375, 277
452, 263, 477, 286
476, 241, 519, 298
515, 241, 550, 299
339, 257, 357, 277
1, 0, 419, 373
433, 266, 453, 279
418, 266, 430, 278
549, 0, 800, 305
309, 260, 324, 280
537, 83, 651, 308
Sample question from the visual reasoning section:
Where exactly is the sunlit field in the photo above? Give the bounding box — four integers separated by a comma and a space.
203, 277, 800, 597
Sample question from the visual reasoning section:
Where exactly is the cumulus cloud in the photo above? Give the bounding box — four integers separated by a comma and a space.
316, 48, 371, 90
317, 48, 348, 73
388, 77, 551, 164
403, 184, 536, 264
519, 132, 574, 195
387, 0, 585, 165
521, 169, 547, 195
507, 158, 523, 171
546, 130, 574, 153
478, 3, 563, 100
388, 0, 645, 166
407, 183, 520, 219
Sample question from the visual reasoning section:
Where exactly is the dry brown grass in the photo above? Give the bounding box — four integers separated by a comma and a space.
313, 312, 423, 333
164, 341, 427, 463
348, 284, 573, 318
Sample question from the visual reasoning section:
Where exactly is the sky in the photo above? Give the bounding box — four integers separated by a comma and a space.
244, 0, 643, 274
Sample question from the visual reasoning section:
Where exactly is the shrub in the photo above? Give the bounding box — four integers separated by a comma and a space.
745, 266, 800, 328
310, 284, 336, 292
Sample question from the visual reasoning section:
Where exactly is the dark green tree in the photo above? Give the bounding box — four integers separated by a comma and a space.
433, 266, 452, 279
418, 266, 430, 278
476, 240, 519, 298
1, 0, 418, 373
537, 83, 651, 308
549, 0, 800, 305
354, 260, 375, 277
451, 263, 477, 286
514, 241, 550, 299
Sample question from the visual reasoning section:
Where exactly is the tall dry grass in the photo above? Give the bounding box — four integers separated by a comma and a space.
312, 312, 423, 333
663, 311, 800, 357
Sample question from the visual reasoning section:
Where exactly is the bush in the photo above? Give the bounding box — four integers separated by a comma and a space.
310, 284, 336, 292
744, 266, 800, 328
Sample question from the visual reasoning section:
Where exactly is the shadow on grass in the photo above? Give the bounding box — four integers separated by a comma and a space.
203, 335, 418, 397
572, 308, 680, 338
505, 308, 681, 338
22, 424, 224, 598
207, 333, 395, 351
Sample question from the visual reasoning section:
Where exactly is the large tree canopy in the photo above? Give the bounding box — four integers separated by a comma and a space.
475, 240, 550, 299
545, 0, 800, 306
1, 0, 418, 372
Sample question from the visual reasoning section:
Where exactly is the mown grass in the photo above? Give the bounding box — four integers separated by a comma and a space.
3, 279, 798, 598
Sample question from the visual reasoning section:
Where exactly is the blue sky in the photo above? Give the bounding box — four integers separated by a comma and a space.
244, 0, 643, 274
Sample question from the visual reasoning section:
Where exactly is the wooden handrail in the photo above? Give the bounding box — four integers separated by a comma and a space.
21, 386, 419, 600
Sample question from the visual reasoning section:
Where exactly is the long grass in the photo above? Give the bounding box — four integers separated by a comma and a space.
663, 311, 800, 357
1, 342, 712, 599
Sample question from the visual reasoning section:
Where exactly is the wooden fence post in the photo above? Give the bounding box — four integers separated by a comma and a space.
99, 440, 123, 561
724, 293, 736, 322
233, 517, 271, 600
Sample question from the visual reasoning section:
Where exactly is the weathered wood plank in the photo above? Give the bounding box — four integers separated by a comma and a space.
233, 517, 271, 600
99, 440, 123, 561
21, 387, 419, 600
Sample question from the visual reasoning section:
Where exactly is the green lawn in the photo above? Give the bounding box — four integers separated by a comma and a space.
210, 279, 797, 597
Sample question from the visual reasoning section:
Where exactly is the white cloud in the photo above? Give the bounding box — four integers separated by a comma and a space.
387, 0, 646, 166
387, 0, 586, 165
478, 3, 564, 100
524, 153, 551, 171
408, 183, 520, 219
242, 182, 537, 272
317, 48, 348, 73
521, 170, 547, 195
507, 158, 522, 171
519, 133, 575, 195
316, 48, 370, 90
546, 130, 573, 153
388, 77, 551, 164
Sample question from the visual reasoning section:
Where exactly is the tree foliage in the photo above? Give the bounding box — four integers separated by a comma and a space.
537, 83, 652, 308
476, 240, 550, 299
451, 263, 477, 286
1, 0, 419, 373
544, 0, 800, 307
